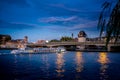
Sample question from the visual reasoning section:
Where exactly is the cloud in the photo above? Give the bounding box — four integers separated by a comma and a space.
0, 20, 38, 30
0, 0, 30, 7
0, 0, 31, 13
41, 19, 98, 32
32, 1, 98, 17
44, 2, 101, 18
11, 22, 40, 28
69, 20, 98, 30
38, 16, 80, 26
39, 16, 77, 23
38, 16, 98, 28
48, 4, 81, 12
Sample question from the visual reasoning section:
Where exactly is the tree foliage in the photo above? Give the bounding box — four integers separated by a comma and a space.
0, 34, 11, 44
60, 36, 73, 41
50, 39, 60, 42
98, 0, 120, 46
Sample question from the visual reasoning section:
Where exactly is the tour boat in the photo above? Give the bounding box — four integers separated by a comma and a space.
11, 48, 34, 54
11, 47, 66, 54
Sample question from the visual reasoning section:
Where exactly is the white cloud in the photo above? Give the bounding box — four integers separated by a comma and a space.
40, 20, 98, 32
11, 22, 40, 28
48, 4, 81, 12
69, 20, 98, 30
38, 16, 78, 23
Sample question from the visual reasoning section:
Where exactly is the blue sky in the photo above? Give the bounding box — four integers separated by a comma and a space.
0, 0, 115, 42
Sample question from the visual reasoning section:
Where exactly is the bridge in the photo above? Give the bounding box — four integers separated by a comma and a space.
27, 41, 120, 51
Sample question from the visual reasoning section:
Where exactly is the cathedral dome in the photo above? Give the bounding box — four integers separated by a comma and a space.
78, 31, 87, 37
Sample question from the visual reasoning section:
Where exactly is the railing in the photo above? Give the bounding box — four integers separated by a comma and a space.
48, 41, 120, 45
27, 41, 120, 46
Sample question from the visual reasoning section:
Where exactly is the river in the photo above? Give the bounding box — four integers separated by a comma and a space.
0, 50, 120, 80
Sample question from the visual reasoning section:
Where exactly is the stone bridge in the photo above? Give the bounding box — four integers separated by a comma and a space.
27, 41, 120, 51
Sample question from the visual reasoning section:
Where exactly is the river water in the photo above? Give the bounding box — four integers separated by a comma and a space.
0, 50, 120, 80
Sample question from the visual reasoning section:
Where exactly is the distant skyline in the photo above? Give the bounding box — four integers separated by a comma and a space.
0, 0, 116, 42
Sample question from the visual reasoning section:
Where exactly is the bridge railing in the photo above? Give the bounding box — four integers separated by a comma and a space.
48, 41, 105, 44
48, 41, 120, 45
27, 41, 120, 46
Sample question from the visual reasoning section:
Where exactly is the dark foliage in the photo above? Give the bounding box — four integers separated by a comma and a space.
60, 36, 73, 41
0, 34, 11, 44
98, 0, 120, 46
50, 39, 60, 42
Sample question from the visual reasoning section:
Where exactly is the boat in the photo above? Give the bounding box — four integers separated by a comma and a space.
11, 47, 66, 54
56, 47, 66, 53
11, 47, 34, 54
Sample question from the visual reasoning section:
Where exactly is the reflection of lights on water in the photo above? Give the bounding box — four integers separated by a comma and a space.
41, 54, 50, 77
75, 52, 84, 72
75, 52, 84, 80
56, 53, 65, 77
28, 54, 32, 59
98, 52, 110, 80
14, 54, 17, 64
98, 52, 110, 64
42, 54, 49, 68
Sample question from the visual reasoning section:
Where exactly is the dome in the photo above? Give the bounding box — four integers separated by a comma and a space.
78, 31, 87, 37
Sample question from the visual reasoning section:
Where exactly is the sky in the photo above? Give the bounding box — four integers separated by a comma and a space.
0, 0, 116, 42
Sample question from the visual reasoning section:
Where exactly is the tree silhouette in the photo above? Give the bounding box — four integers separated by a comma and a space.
50, 39, 60, 42
72, 33, 74, 39
60, 36, 73, 41
98, 0, 120, 46
0, 34, 11, 44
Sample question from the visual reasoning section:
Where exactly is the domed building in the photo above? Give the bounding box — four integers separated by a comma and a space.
24, 36, 28, 43
78, 31, 87, 42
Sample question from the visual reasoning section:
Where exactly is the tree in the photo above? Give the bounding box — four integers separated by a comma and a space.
98, 0, 120, 46
50, 39, 60, 42
60, 36, 73, 41
0, 34, 11, 44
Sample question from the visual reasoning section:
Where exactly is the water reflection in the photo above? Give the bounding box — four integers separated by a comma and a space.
75, 52, 84, 80
75, 52, 84, 72
98, 52, 110, 80
41, 54, 50, 77
56, 53, 65, 77
14, 54, 18, 64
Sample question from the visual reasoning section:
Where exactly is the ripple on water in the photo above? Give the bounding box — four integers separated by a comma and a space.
0, 51, 120, 80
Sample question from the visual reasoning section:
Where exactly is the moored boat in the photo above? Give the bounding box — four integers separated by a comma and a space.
11, 47, 66, 54
56, 47, 66, 53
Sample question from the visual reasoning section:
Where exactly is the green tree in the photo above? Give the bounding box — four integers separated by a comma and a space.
50, 39, 60, 42
60, 36, 73, 41
98, 0, 120, 46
